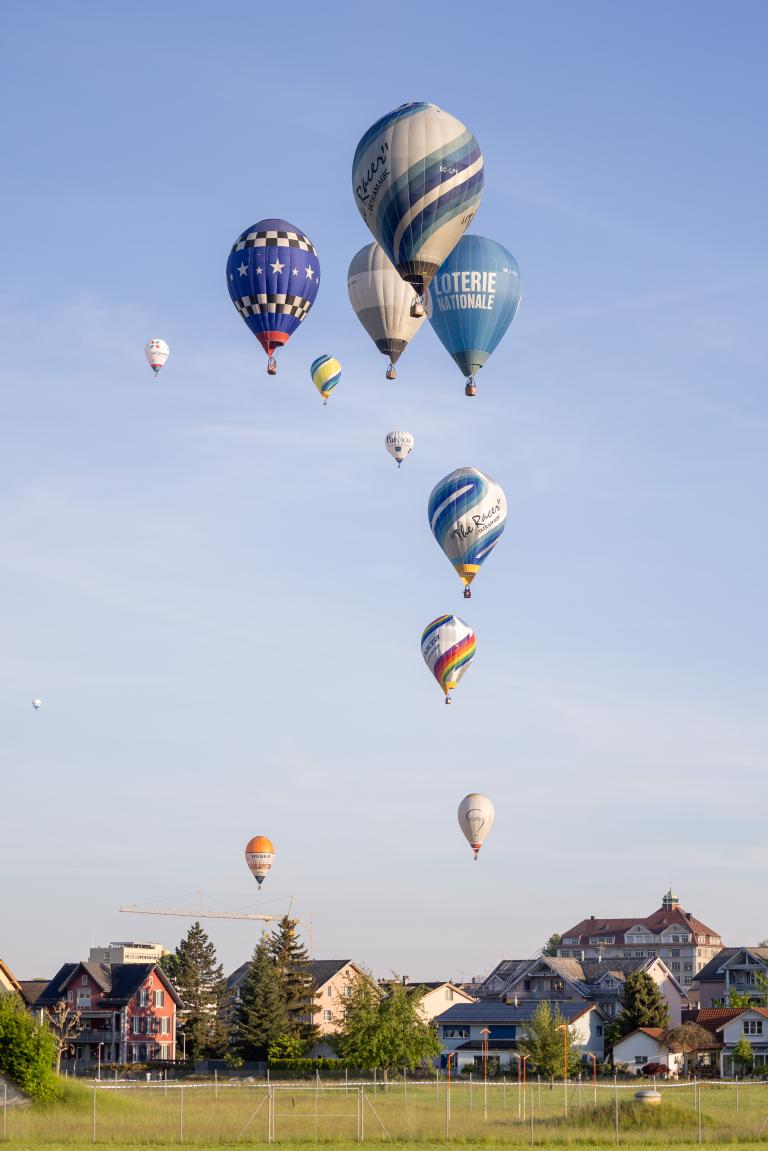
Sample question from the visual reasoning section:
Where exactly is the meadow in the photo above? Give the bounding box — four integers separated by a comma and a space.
4, 1077, 768, 1147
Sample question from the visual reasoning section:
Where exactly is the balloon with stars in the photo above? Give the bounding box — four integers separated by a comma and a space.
226, 218, 321, 375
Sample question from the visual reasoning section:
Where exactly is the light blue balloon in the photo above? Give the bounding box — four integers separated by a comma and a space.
427, 235, 522, 394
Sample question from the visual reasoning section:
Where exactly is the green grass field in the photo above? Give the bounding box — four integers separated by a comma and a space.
4, 1078, 768, 1147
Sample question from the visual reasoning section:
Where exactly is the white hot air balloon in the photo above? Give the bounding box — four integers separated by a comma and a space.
31, 699, 42, 710
457, 793, 495, 860
385, 431, 415, 468
145, 338, 170, 377
348, 244, 428, 379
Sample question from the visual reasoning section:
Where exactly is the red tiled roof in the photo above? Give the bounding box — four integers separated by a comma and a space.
692, 1008, 743, 1033
560, 905, 721, 946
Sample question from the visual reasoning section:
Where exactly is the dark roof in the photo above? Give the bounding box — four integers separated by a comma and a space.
18, 980, 49, 1007
692, 948, 768, 984
228, 959, 357, 994
37, 962, 181, 1009
435, 1000, 604, 1025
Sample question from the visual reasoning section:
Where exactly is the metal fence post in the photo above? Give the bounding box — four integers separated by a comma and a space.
180, 1085, 184, 1144
214, 1068, 218, 1100
92, 1086, 96, 1144
3, 1082, 7, 1142
530, 1087, 534, 1145
360, 1086, 365, 1142
614, 1076, 619, 1145
470, 1071, 473, 1109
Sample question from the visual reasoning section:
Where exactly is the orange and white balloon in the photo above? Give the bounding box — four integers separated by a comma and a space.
145, 338, 170, 376
244, 835, 275, 888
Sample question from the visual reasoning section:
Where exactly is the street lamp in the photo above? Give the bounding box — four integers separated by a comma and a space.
587, 1052, 598, 1104
480, 1028, 490, 1120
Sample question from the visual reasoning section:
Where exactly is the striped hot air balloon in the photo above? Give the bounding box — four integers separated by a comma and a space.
428, 467, 507, 598
244, 836, 276, 888
352, 103, 484, 316
421, 614, 476, 704
310, 355, 341, 405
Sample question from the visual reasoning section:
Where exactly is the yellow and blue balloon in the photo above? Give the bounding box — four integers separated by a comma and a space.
310, 355, 341, 405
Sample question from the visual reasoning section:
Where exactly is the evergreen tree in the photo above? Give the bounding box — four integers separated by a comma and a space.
542, 934, 562, 957
607, 971, 669, 1046
235, 938, 288, 1060
161, 922, 228, 1062
335, 975, 440, 1080
517, 1002, 581, 1079
269, 915, 319, 1043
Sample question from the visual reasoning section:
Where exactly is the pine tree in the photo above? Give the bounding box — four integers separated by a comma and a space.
161, 922, 228, 1062
235, 937, 288, 1060
608, 971, 669, 1045
269, 915, 319, 1043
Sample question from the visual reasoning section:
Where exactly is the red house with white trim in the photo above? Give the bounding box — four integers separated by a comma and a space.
36, 961, 181, 1066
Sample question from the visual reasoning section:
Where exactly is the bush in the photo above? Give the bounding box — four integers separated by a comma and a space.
640, 1062, 670, 1077
0, 994, 61, 1101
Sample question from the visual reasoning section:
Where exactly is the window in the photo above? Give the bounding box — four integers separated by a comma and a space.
596, 1025, 603, 1036
81, 975, 88, 985
323, 1010, 333, 1022
132, 1017, 142, 1035
671, 962, 680, 972
67, 991, 72, 1002
445, 988, 454, 1000
622, 949, 632, 958
160, 1017, 170, 1035
671, 949, 680, 957
744, 1021, 763, 1035
343, 985, 353, 997
684, 963, 693, 972
138, 990, 148, 1007
153, 990, 165, 1008
443, 1027, 469, 1039
327, 986, 333, 997
635, 1056, 648, 1064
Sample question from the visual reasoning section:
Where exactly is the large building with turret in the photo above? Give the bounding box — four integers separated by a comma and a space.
556, 890, 723, 990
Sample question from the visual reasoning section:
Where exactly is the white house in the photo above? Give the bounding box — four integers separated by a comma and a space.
407, 981, 476, 1021
434, 1000, 607, 1073
717, 1008, 768, 1076
611, 1028, 686, 1076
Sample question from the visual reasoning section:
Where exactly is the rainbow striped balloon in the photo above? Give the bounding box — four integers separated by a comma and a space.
421, 615, 476, 704
310, 354, 342, 405
428, 466, 507, 596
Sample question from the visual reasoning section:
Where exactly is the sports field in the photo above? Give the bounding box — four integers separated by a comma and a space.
4, 1077, 768, 1147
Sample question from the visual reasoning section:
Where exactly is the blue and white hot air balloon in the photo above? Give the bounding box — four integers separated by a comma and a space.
428, 235, 522, 396
428, 466, 507, 598
226, 218, 320, 375
352, 103, 484, 317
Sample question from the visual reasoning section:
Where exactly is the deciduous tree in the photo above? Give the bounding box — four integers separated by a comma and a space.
46, 1000, 82, 1074
335, 975, 440, 1081
517, 1002, 581, 1079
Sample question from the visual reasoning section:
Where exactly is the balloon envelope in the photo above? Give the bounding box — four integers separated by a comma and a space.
145, 339, 169, 376
428, 467, 507, 592
421, 615, 476, 703
31, 699, 42, 710
347, 244, 427, 375
457, 793, 495, 859
352, 103, 484, 297
310, 355, 341, 403
245, 835, 276, 888
428, 235, 521, 387
226, 219, 320, 368
385, 431, 415, 467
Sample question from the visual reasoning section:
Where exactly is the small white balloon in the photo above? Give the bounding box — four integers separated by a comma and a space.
32, 699, 42, 710
457, 793, 495, 860
385, 431, 415, 468
145, 338, 170, 376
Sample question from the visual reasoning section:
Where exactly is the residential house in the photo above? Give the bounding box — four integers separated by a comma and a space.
473, 960, 533, 999
409, 981, 476, 1022
556, 889, 723, 990
691, 948, 768, 1009
36, 962, 181, 1066
0, 960, 21, 996
18, 980, 50, 1013
435, 1000, 607, 1073
707, 1007, 768, 1076
611, 1027, 688, 1076
502, 954, 685, 1025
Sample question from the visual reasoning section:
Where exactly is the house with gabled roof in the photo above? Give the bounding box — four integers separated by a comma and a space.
556, 889, 722, 991
228, 958, 374, 1038
377, 978, 475, 1022
36, 961, 181, 1066
434, 1000, 607, 1073
0, 960, 22, 996
502, 953, 685, 1025
691, 947, 768, 1009
474, 960, 533, 1000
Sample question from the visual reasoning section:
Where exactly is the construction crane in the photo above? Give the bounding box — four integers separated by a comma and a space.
118, 892, 312, 951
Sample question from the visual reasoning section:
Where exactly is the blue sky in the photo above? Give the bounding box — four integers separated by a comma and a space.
2, 1, 767, 982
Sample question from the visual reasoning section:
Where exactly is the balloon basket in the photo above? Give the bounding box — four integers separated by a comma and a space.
463, 587, 472, 599
386, 364, 396, 380
267, 356, 277, 376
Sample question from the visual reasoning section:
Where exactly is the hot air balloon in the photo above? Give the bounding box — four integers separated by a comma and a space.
310, 355, 341, 405
145, 339, 169, 377
428, 235, 522, 396
428, 467, 507, 598
421, 615, 476, 704
226, 219, 320, 375
385, 431, 415, 468
31, 699, 42, 710
458, 793, 494, 860
347, 244, 428, 378
352, 103, 484, 316
245, 836, 275, 888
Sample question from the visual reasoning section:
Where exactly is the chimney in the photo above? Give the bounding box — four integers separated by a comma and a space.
401, 975, 408, 985
590, 915, 595, 920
